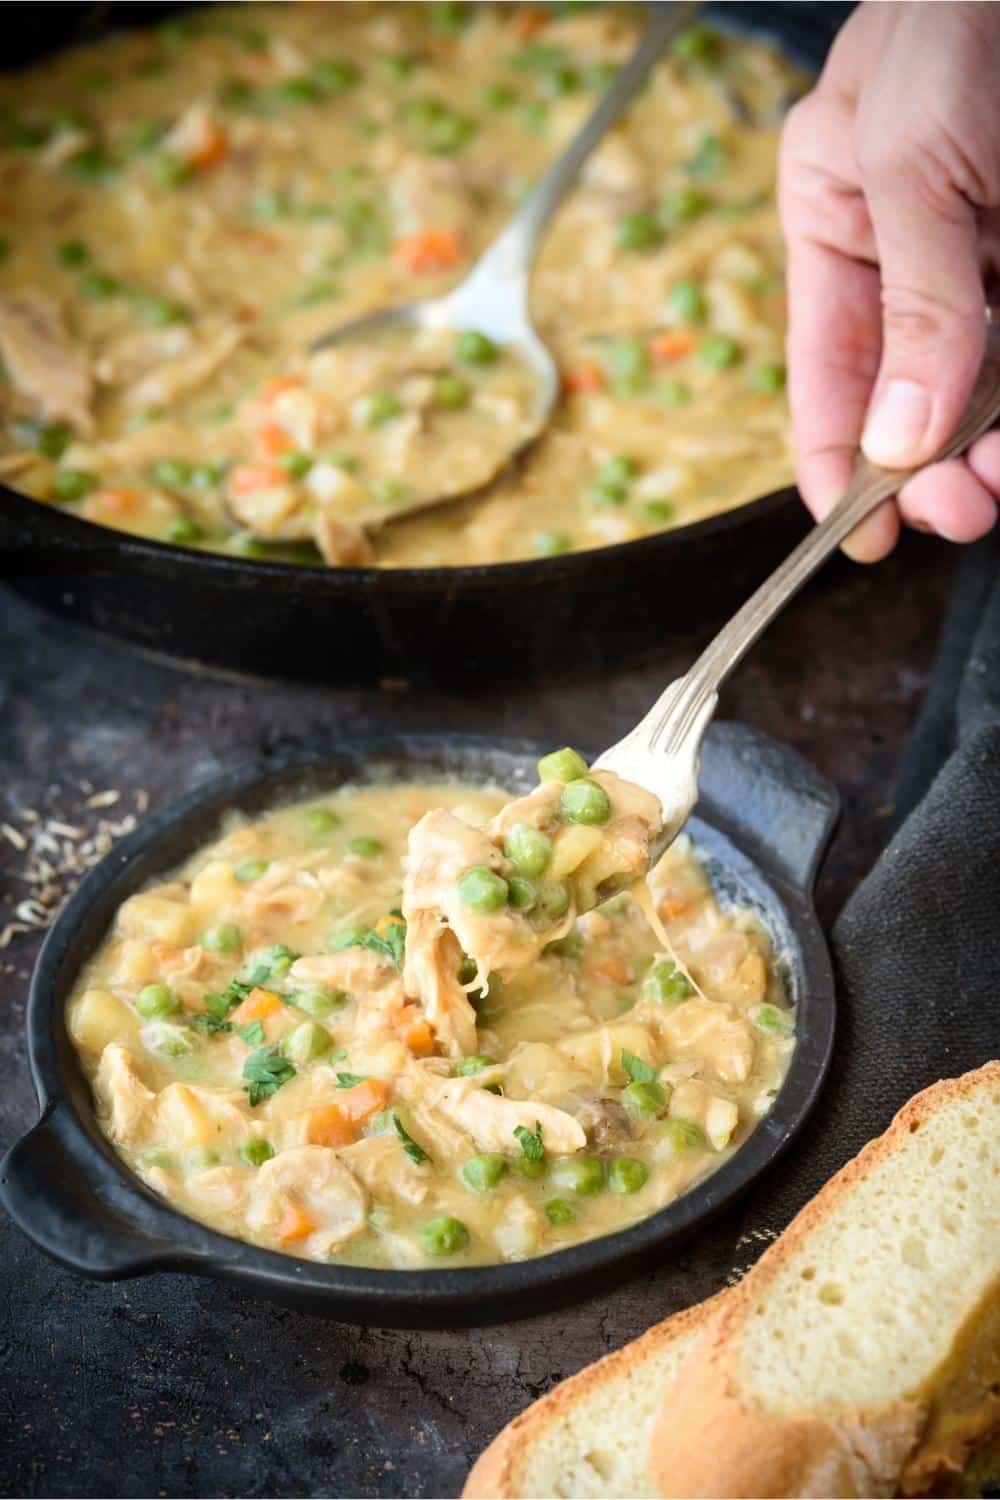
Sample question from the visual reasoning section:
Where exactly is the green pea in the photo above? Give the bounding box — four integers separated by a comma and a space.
203, 923, 241, 954
140, 295, 189, 327
603, 336, 649, 395
433, 373, 471, 409
189, 1147, 219, 1170
537, 747, 588, 783
153, 459, 193, 489
534, 530, 570, 557
699, 332, 742, 369
660, 1117, 705, 1153
545, 1198, 575, 1225
667, 279, 707, 324
617, 211, 661, 252
347, 836, 383, 858
484, 83, 516, 110
429, 2, 470, 34
544, 933, 584, 960
369, 477, 407, 507
644, 959, 694, 1005
81, 271, 120, 301
589, 478, 628, 509
657, 378, 691, 408
66, 145, 117, 183
507, 875, 536, 912
276, 75, 322, 106
535, 881, 571, 923
661, 186, 710, 225
313, 58, 360, 94
456, 329, 498, 365
151, 152, 192, 188
32, 423, 72, 460
749, 362, 787, 394
306, 807, 340, 836
752, 1003, 793, 1037
673, 25, 722, 65
151, 1025, 193, 1059
291, 988, 345, 1018
234, 858, 270, 884
136, 983, 179, 1019
457, 866, 509, 913
383, 54, 416, 81
520, 101, 549, 134
281, 1020, 331, 1065
250, 189, 288, 221
503, 825, 552, 878
240, 1138, 275, 1167
599, 454, 640, 487
551, 1155, 606, 1195
281, 450, 312, 479
608, 1156, 649, 1194
419, 1215, 470, 1256
52, 468, 98, 504
57, 239, 89, 267
643, 500, 675, 525
190, 462, 227, 489
462, 1153, 507, 1193
457, 954, 479, 986
165, 517, 203, 546
560, 778, 611, 826
127, 120, 165, 154
457, 1055, 495, 1076
366, 391, 403, 427
622, 1080, 666, 1117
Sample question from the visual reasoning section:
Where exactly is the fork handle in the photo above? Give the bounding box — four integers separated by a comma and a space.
651, 319, 1000, 761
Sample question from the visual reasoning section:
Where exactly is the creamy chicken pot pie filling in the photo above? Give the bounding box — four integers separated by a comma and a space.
0, 3, 803, 566
67, 756, 794, 1269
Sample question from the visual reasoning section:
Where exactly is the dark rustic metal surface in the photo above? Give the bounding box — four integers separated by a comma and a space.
0, 531, 950, 1498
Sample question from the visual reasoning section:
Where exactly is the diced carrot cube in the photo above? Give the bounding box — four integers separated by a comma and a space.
256, 423, 294, 458
658, 895, 692, 922
512, 6, 546, 40
228, 464, 285, 496
405, 1019, 436, 1058
275, 1202, 314, 1244
189, 122, 228, 171
649, 331, 696, 363
92, 488, 140, 514
340, 1077, 391, 1122
393, 227, 464, 274
563, 363, 605, 395
596, 956, 628, 985
305, 1078, 391, 1148
231, 987, 282, 1025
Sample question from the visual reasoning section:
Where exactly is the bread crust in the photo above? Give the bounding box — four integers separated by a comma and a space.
648, 1062, 1000, 1499
463, 1295, 725, 1498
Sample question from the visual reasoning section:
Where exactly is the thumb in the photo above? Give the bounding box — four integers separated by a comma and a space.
860, 163, 985, 470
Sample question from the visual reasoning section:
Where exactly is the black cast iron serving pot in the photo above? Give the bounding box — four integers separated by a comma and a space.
0, 2, 849, 686
1, 726, 838, 1328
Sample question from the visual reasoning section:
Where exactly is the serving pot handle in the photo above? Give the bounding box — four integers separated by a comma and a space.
0, 1102, 193, 1279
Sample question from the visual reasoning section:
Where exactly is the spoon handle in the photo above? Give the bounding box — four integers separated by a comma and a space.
470, 2, 699, 296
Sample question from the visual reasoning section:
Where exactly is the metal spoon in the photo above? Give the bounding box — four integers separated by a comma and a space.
595, 315, 1000, 855
306, 1, 698, 532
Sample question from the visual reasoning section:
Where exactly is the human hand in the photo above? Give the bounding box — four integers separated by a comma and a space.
779, 1, 1000, 560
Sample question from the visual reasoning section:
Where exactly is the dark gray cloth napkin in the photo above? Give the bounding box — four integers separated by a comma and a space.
739, 527, 1000, 1231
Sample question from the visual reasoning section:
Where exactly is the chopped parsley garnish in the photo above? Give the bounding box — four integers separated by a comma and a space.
237, 1020, 266, 1047
335, 1071, 367, 1090
621, 1049, 656, 1084
242, 1044, 295, 1107
514, 1122, 544, 1161
331, 917, 406, 970
394, 1113, 430, 1165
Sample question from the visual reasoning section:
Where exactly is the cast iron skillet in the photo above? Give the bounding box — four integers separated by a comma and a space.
0, 2, 848, 685
0, 726, 838, 1328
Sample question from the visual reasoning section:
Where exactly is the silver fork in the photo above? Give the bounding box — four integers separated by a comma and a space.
595, 317, 1000, 852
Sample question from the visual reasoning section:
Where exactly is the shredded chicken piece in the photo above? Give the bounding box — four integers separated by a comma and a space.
125, 324, 243, 410
339, 1135, 429, 1207
95, 1043, 155, 1144
434, 1077, 587, 1156
0, 289, 93, 434
312, 510, 375, 566
401, 909, 477, 1059
669, 1079, 739, 1152
662, 997, 755, 1085
246, 1146, 367, 1254
290, 947, 395, 994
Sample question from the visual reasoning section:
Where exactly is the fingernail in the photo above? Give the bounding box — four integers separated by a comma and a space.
862, 380, 932, 467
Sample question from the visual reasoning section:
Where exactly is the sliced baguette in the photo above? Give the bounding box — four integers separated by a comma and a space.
463, 1293, 726, 1499
650, 1060, 1000, 1498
